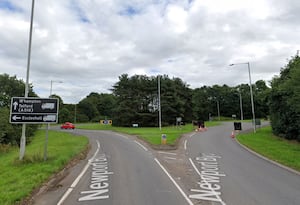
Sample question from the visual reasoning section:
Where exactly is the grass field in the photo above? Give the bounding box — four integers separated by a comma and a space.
0, 130, 88, 205
237, 126, 300, 172
76, 121, 221, 145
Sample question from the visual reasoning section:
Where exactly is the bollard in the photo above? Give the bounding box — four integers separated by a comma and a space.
161, 134, 167, 145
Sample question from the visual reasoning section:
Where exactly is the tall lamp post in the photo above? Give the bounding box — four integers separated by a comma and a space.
19, 0, 35, 160
50, 80, 63, 97
44, 80, 62, 160
229, 62, 256, 133
158, 75, 162, 131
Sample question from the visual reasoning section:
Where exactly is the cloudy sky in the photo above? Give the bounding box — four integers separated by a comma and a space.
1, 0, 299, 103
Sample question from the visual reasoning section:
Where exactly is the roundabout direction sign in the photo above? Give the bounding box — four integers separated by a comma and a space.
10, 97, 59, 124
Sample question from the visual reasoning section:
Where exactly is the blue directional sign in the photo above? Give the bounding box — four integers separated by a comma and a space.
10, 97, 59, 124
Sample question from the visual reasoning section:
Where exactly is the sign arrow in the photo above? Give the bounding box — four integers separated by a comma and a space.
13, 101, 18, 110
12, 115, 21, 121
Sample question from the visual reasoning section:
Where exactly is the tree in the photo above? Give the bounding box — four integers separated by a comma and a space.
0, 74, 38, 145
111, 74, 192, 127
269, 55, 300, 141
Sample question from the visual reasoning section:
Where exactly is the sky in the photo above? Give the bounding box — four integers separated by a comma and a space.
1, 0, 299, 104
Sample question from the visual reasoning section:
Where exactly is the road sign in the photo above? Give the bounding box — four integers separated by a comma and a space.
10, 97, 59, 124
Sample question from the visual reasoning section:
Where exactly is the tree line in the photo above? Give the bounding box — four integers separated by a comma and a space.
1, 54, 299, 144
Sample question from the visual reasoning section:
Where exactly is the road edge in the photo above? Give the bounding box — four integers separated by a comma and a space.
234, 137, 300, 176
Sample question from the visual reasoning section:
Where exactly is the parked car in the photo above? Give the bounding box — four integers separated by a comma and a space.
61, 122, 75, 129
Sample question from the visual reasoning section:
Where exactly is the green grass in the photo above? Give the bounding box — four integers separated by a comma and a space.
0, 130, 88, 205
76, 122, 221, 145
237, 126, 300, 172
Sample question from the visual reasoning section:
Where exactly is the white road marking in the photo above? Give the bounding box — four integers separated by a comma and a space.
184, 140, 187, 150
189, 158, 226, 205
158, 151, 177, 156
114, 133, 129, 140
189, 133, 196, 138
154, 158, 194, 205
57, 140, 101, 205
134, 140, 148, 151
164, 156, 177, 160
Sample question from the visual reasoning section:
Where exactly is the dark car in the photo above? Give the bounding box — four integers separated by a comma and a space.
61, 122, 75, 129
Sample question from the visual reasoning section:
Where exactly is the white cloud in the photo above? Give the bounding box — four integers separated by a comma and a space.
0, 0, 299, 103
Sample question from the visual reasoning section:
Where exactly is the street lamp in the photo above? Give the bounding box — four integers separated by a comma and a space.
158, 75, 162, 130
229, 62, 256, 133
50, 80, 63, 97
19, 0, 35, 160
44, 80, 62, 161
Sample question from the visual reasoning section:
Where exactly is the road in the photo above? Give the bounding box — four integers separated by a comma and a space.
184, 122, 300, 205
34, 129, 191, 205
34, 123, 300, 205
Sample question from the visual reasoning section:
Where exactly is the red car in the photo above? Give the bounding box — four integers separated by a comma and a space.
61, 122, 75, 129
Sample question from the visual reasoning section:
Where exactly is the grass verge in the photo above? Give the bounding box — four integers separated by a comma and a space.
76, 121, 221, 145
237, 126, 300, 172
0, 130, 88, 205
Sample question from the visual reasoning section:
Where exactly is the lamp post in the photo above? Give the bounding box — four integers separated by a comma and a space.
216, 100, 220, 121
229, 62, 256, 132
44, 80, 62, 160
50, 80, 63, 97
158, 75, 162, 131
19, 0, 35, 160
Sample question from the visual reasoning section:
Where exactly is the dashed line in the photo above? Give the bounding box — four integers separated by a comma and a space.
114, 133, 129, 140
164, 156, 177, 160
154, 158, 194, 205
57, 140, 101, 205
184, 140, 187, 150
158, 151, 177, 156
134, 140, 148, 151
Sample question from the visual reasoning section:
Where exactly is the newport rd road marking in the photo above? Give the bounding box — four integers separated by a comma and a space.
57, 140, 101, 205
78, 154, 113, 201
134, 140, 148, 151
154, 158, 194, 205
189, 153, 226, 205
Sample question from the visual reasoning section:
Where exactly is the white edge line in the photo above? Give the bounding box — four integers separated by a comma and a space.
57, 140, 101, 205
189, 158, 226, 205
57, 188, 73, 205
184, 140, 187, 150
134, 140, 148, 151
158, 151, 177, 156
155, 158, 194, 205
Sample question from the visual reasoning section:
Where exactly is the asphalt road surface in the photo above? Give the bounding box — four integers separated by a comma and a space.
34, 129, 191, 205
185, 122, 300, 205
34, 123, 300, 205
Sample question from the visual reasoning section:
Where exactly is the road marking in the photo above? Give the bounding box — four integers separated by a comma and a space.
189, 133, 196, 138
57, 140, 101, 205
154, 158, 194, 205
184, 140, 187, 150
158, 151, 177, 156
134, 140, 148, 151
189, 157, 226, 205
78, 154, 113, 201
114, 133, 129, 140
164, 156, 177, 160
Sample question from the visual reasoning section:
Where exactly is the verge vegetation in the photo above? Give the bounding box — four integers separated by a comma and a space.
237, 126, 300, 172
76, 121, 221, 145
0, 130, 88, 205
